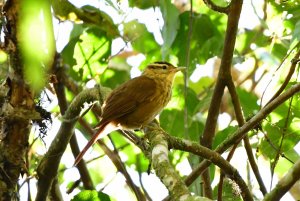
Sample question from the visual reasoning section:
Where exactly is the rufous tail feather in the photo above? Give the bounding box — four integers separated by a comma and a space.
73, 122, 109, 166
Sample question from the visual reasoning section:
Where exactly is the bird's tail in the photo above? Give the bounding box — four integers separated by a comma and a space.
73, 122, 109, 166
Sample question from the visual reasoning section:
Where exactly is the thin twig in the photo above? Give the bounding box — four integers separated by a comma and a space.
183, 0, 193, 140
77, 118, 146, 201
259, 128, 294, 164
227, 78, 267, 195
262, 42, 300, 107
265, 44, 300, 106
136, 155, 152, 201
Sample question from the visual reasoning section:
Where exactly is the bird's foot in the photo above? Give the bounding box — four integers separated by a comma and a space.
142, 119, 161, 132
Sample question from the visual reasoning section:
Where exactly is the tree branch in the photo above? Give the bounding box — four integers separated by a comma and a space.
263, 159, 300, 201
144, 122, 212, 201
53, 58, 94, 191
168, 135, 253, 201
36, 86, 109, 200
50, 0, 119, 37
265, 43, 300, 106
145, 123, 191, 200
200, 0, 243, 196
185, 82, 300, 186
57, 66, 146, 200
203, 0, 230, 14
227, 78, 267, 195
201, 0, 243, 149
77, 119, 146, 201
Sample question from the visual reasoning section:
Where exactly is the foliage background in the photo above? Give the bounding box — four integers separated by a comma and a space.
0, 0, 300, 200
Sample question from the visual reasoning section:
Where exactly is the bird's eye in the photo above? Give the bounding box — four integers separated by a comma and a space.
162, 65, 167, 69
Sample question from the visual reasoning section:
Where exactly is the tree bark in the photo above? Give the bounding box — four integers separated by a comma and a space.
0, 0, 35, 200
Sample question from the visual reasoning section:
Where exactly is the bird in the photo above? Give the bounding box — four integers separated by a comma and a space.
74, 61, 185, 166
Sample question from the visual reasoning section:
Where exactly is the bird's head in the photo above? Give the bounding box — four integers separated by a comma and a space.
143, 61, 185, 81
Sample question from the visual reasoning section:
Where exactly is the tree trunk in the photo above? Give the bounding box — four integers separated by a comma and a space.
0, 0, 35, 199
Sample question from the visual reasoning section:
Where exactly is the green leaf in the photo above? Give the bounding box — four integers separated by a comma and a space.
271, 42, 289, 60
292, 20, 300, 43
274, 149, 299, 176
188, 120, 204, 141
160, 109, 184, 137
52, 1, 119, 37
98, 192, 111, 201
134, 153, 150, 173
189, 76, 214, 94
213, 126, 238, 149
273, 93, 300, 119
81, 5, 119, 37
128, 0, 159, 9
171, 84, 201, 115
100, 68, 130, 89
19, 0, 55, 92
210, 0, 230, 7
172, 12, 222, 76
123, 20, 160, 55
197, 87, 214, 112
236, 87, 260, 118
259, 118, 300, 160
61, 24, 84, 67
259, 124, 281, 159
160, 0, 180, 59
236, 28, 269, 54
70, 26, 111, 81
160, 108, 203, 140
72, 190, 111, 201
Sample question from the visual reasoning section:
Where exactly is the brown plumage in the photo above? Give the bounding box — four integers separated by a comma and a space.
74, 62, 185, 166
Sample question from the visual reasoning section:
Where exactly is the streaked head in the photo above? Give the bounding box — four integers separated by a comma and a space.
143, 61, 185, 80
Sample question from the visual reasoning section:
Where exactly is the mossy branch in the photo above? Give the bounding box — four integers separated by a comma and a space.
36, 85, 110, 200
144, 122, 212, 201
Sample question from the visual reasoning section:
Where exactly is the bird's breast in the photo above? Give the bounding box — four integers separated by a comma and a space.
153, 77, 172, 106
118, 78, 173, 129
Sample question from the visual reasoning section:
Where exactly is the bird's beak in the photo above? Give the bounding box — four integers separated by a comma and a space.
175, 67, 186, 72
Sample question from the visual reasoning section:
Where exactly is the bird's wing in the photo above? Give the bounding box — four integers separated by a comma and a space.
101, 75, 157, 122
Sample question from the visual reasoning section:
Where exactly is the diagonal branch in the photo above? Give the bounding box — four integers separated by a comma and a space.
57, 67, 146, 200
53, 56, 94, 191
265, 44, 300, 106
36, 86, 108, 200
51, 0, 119, 37
227, 78, 267, 195
263, 159, 300, 201
77, 119, 146, 201
185, 82, 300, 186
168, 135, 253, 201
144, 122, 213, 201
